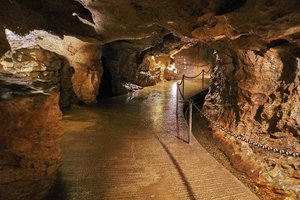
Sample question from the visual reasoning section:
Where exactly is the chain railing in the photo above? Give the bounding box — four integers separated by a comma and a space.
176, 67, 300, 158
176, 69, 209, 144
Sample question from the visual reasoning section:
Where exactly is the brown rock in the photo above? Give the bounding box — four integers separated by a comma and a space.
102, 41, 158, 95
0, 45, 62, 90
0, 92, 63, 200
37, 35, 102, 104
204, 40, 300, 199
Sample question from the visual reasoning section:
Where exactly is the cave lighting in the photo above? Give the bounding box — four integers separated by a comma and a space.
167, 63, 177, 74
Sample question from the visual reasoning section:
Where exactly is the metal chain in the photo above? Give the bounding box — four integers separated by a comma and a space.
177, 58, 300, 157
193, 104, 300, 158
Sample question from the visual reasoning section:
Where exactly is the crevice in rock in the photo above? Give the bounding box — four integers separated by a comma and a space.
278, 51, 298, 84
254, 105, 264, 123
214, 0, 247, 15
59, 57, 77, 109
283, 124, 299, 139
267, 106, 282, 134
98, 56, 113, 99
267, 39, 289, 49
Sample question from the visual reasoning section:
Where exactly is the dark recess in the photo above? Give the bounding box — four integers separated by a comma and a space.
215, 0, 246, 15
267, 39, 289, 48
184, 88, 209, 120
98, 57, 113, 99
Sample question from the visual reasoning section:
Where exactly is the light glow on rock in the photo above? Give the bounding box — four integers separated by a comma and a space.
167, 63, 177, 74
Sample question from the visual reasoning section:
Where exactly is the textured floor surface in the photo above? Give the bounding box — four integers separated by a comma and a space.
45, 80, 259, 200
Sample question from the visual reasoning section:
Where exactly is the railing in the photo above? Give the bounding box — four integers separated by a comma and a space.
176, 68, 300, 158
176, 69, 210, 144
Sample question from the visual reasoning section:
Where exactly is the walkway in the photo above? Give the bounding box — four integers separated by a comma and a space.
46, 80, 259, 200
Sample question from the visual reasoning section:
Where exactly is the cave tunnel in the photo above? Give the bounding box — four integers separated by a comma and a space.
0, 1, 300, 200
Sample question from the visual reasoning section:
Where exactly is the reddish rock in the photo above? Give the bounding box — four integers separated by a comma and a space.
36, 35, 102, 104
0, 92, 63, 200
204, 40, 300, 199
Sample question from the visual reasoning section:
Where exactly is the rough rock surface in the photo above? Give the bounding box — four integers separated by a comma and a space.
0, 0, 98, 41
0, 46, 64, 200
0, 92, 63, 200
77, 0, 206, 42
3, 30, 102, 105
192, 0, 300, 46
0, 46, 62, 90
204, 40, 300, 199
0, 45, 76, 108
35, 34, 103, 104
102, 41, 155, 95
101, 31, 189, 95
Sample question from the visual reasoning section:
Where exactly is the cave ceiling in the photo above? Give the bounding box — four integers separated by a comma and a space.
0, 0, 299, 56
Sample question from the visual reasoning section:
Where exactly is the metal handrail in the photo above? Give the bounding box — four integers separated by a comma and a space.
175, 65, 300, 157
177, 76, 184, 86
183, 71, 203, 79
193, 104, 300, 158
184, 68, 212, 79
176, 68, 211, 144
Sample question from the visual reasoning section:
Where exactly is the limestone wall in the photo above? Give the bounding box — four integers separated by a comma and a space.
204, 40, 300, 199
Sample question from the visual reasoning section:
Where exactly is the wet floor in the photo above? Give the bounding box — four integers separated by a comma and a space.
45, 80, 259, 200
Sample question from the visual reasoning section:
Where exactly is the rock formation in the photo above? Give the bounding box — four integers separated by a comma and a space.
0, 0, 299, 199
0, 46, 64, 200
203, 40, 300, 199
0, 91, 63, 200
192, 1, 300, 199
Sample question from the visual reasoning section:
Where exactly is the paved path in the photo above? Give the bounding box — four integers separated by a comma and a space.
46, 81, 259, 200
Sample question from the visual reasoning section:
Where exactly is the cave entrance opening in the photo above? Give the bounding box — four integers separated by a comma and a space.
98, 57, 113, 99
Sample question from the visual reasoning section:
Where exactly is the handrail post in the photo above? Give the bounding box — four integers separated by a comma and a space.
176, 83, 178, 117
182, 75, 185, 97
202, 69, 205, 90
188, 100, 193, 144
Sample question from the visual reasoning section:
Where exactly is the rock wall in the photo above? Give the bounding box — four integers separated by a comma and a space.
0, 92, 63, 200
101, 32, 189, 95
0, 46, 62, 90
204, 40, 300, 199
102, 41, 158, 95
0, 46, 64, 200
5, 31, 103, 105
0, 45, 76, 108
36, 35, 103, 104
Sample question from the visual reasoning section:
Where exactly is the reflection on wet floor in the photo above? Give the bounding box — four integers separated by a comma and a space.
45, 79, 258, 200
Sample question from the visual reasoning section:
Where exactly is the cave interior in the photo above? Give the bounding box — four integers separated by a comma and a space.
0, 0, 299, 200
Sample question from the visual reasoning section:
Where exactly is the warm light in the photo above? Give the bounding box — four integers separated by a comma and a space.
4, 28, 37, 49
4, 29, 61, 50
167, 63, 177, 73
171, 82, 177, 98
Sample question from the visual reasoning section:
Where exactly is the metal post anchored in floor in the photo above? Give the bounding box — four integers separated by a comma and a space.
182, 75, 185, 97
202, 69, 205, 90
188, 100, 193, 144
176, 83, 179, 117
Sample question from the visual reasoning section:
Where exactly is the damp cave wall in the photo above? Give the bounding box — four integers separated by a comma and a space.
203, 39, 300, 199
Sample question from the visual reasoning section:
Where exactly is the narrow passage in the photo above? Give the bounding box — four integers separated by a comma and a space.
46, 81, 259, 200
